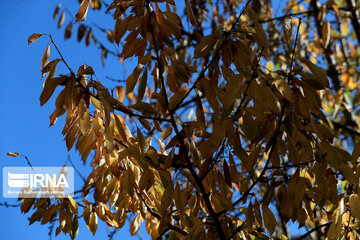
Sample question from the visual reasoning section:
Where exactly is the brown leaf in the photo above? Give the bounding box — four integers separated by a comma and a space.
65, 22, 73, 40
41, 44, 50, 74
262, 204, 276, 234
76, 25, 86, 42
7, 152, 21, 157
85, 28, 92, 46
116, 86, 125, 102
161, 127, 172, 141
53, 4, 61, 20
58, 11, 65, 28
184, 0, 198, 28
28, 33, 43, 45
301, 57, 329, 88
87, 212, 98, 235
75, 0, 90, 22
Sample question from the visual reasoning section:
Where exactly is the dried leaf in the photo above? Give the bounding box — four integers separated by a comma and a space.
28, 33, 43, 45
301, 57, 329, 88
65, 22, 73, 39
53, 4, 61, 20
161, 127, 173, 141
41, 44, 50, 75
184, 0, 198, 28
7, 152, 21, 157
349, 194, 360, 219
138, 68, 147, 102
75, 0, 90, 22
58, 11, 65, 28
116, 86, 125, 102
70, 215, 79, 240
322, 21, 330, 48
262, 204, 276, 234
87, 212, 98, 235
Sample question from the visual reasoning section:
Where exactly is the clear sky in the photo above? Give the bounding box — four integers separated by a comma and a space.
0, 0, 305, 239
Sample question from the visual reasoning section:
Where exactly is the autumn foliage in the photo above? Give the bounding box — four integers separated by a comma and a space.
23, 0, 360, 239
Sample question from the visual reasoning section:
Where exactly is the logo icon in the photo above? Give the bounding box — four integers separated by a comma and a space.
3, 167, 74, 198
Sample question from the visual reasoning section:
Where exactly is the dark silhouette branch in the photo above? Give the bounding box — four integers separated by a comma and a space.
295, 222, 331, 240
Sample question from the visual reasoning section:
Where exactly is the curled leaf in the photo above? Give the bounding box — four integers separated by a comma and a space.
28, 33, 43, 45
7, 152, 21, 157
41, 44, 50, 75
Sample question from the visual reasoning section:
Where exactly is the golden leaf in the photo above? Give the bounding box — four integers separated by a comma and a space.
87, 212, 98, 235
130, 214, 141, 235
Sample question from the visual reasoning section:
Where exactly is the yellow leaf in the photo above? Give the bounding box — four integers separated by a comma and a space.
266, 61, 274, 72
28, 33, 43, 45
262, 204, 276, 235
75, 0, 90, 22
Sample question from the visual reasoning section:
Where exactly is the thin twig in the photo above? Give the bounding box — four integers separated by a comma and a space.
295, 222, 331, 240
66, 155, 86, 182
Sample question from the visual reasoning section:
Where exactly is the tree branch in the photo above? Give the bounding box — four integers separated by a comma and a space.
295, 222, 331, 240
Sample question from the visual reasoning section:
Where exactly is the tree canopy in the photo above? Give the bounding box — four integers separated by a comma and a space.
17, 0, 360, 239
